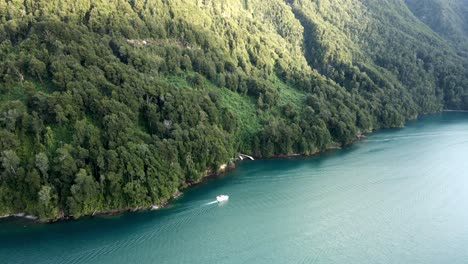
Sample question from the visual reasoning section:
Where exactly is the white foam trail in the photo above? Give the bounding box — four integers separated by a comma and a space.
205, 201, 218, 205
366, 131, 468, 142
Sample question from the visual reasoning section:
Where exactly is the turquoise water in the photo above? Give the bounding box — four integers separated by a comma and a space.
1, 112, 468, 264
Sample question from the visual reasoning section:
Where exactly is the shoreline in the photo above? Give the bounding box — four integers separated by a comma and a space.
1, 142, 358, 223
1, 161, 238, 223
13, 110, 461, 223
4, 112, 437, 224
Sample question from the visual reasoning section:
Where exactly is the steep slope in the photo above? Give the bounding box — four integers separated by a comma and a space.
0, 0, 466, 220
405, 0, 468, 56
288, 0, 467, 109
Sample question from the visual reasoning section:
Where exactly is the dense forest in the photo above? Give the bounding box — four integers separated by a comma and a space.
0, 0, 467, 221
405, 0, 468, 56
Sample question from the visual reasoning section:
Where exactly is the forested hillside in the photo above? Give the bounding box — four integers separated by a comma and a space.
405, 0, 468, 56
0, 0, 467, 220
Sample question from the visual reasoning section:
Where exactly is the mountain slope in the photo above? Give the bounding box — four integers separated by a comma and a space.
405, 0, 468, 56
0, 0, 466, 220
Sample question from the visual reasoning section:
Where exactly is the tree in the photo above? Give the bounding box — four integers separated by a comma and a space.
38, 185, 53, 208
27, 57, 47, 82
35, 152, 49, 179
1, 150, 19, 177
67, 169, 101, 217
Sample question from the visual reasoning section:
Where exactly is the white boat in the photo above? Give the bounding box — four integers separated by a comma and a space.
216, 195, 229, 202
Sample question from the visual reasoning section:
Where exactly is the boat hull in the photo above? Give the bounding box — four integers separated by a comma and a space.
216, 195, 229, 202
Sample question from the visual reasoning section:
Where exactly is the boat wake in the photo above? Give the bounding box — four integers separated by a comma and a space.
205, 201, 218, 205
366, 131, 468, 142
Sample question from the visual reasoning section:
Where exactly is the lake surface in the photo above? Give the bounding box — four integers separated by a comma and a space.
1, 112, 468, 264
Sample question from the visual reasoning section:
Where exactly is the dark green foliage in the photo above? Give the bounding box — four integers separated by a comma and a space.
0, 0, 466, 220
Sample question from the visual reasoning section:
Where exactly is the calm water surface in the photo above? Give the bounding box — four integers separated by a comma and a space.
1, 112, 468, 264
